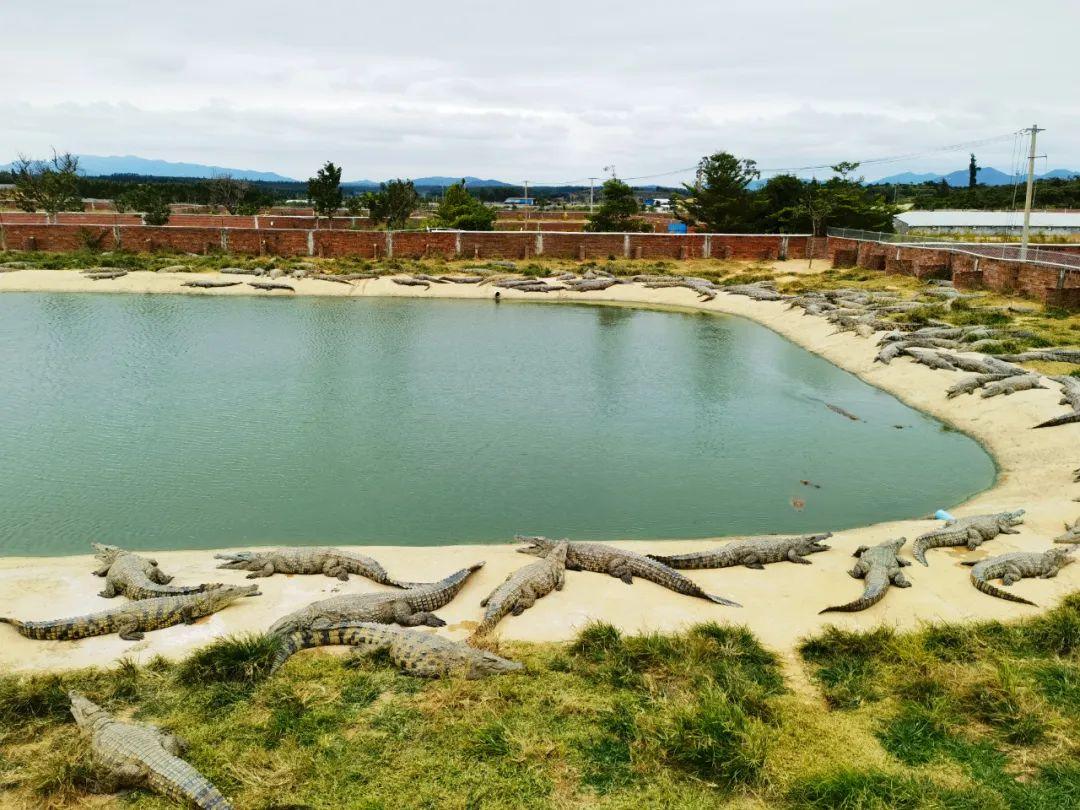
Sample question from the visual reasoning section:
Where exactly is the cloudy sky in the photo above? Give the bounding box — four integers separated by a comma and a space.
3, 0, 1077, 183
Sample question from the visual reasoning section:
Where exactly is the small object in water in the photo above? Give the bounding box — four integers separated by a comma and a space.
800, 480, 822, 489
826, 404, 860, 421
494, 291, 501, 302
790, 497, 806, 511
934, 509, 955, 521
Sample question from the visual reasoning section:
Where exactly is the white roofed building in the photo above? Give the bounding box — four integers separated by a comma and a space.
894, 210, 1080, 236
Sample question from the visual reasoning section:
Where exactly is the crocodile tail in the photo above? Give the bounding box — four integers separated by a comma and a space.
1034, 411, 1080, 429
911, 536, 939, 566
385, 579, 433, 590
269, 631, 310, 674
0, 617, 25, 633
146, 755, 233, 809
819, 583, 886, 614
971, 574, 1037, 606
706, 593, 742, 607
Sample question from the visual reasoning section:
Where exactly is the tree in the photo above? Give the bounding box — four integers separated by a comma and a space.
205, 173, 249, 214
817, 162, 897, 233
366, 179, 419, 230
677, 152, 759, 232
344, 194, 365, 217
11, 151, 82, 222
753, 173, 808, 232
122, 185, 171, 225
585, 178, 649, 232
308, 161, 343, 222
432, 181, 496, 230
968, 153, 980, 189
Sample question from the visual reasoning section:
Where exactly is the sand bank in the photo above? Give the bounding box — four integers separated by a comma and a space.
0, 268, 1077, 672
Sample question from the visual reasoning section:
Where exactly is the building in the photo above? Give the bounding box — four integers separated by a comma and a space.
894, 210, 1080, 236
503, 197, 535, 207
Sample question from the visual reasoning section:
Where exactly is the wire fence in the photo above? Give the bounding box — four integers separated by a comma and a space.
827, 227, 1080, 272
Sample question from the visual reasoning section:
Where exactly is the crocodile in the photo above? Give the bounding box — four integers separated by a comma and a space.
474, 543, 568, 636
903, 348, 958, 371
565, 278, 619, 292
268, 563, 484, 641
512, 282, 564, 293
1054, 517, 1080, 544
963, 548, 1074, 605
0, 584, 259, 641
181, 279, 241, 289
1035, 376, 1080, 428
69, 693, 232, 809
85, 271, 129, 280
392, 278, 429, 288
515, 536, 740, 606
819, 538, 911, 613
946, 373, 1014, 398
270, 622, 524, 677
92, 543, 209, 600
214, 547, 418, 586
912, 510, 1025, 566
980, 374, 1045, 398
647, 533, 832, 570
247, 281, 294, 292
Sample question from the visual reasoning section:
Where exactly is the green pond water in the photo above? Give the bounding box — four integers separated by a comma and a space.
0, 293, 996, 556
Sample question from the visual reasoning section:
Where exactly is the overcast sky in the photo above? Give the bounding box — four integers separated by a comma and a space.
3, 1, 1077, 183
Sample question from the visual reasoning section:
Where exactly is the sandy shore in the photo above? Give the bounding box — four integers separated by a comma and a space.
1, 268, 1077, 673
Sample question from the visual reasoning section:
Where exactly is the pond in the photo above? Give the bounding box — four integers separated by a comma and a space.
0, 293, 996, 555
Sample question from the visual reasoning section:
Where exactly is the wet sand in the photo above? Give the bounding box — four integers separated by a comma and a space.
1, 268, 1076, 672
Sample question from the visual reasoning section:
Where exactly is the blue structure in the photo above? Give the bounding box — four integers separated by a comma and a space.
667, 221, 688, 234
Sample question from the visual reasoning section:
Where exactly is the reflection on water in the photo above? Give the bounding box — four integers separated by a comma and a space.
0, 293, 996, 555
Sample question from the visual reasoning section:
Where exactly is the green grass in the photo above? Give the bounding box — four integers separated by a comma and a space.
3, 604, 1080, 807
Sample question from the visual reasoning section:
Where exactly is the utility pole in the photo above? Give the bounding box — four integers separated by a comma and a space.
523, 180, 529, 228
588, 177, 597, 213
1020, 123, 1044, 261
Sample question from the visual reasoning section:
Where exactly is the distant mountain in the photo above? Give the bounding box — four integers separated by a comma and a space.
0, 154, 299, 182
873, 166, 1078, 186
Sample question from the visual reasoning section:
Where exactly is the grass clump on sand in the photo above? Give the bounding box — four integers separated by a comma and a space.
796, 594, 1080, 809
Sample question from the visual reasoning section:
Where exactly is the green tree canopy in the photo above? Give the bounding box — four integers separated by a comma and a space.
585, 178, 649, 232
432, 182, 496, 230
818, 162, 897, 233
11, 151, 82, 221
118, 184, 171, 225
366, 179, 420, 230
677, 152, 759, 232
308, 161, 343, 220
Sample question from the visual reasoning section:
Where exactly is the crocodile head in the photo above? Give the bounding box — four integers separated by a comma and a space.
886, 537, 907, 554
801, 532, 833, 553
1047, 547, 1076, 568
68, 692, 107, 729
467, 650, 525, 678
91, 543, 122, 564
200, 583, 262, 609
999, 509, 1026, 527
515, 535, 560, 557
213, 551, 257, 570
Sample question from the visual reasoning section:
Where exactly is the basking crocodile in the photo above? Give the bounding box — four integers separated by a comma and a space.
647, 533, 832, 570
946, 373, 1014, 399
1054, 517, 1080, 544
1034, 376, 1080, 429
474, 543, 568, 636
92, 543, 209, 600
980, 374, 1045, 398
515, 536, 740, 606
963, 548, 1074, 605
912, 510, 1025, 566
819, 538, 911, 613
181, 279, 241, 289
268, 563, 484, 640
69, 693, 232, 809
214, 547, 418, 586
0, 584, 259, 641
270, 622, 523, 677
247, 281, 294, 292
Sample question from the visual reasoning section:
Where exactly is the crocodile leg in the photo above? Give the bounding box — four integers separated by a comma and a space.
247, 563, 276, 578
150, 567, 173, 585
511, 586, 538, 615
555, 570, 566, 591
324, 563, 349, 581
117, 618, 144, 641
891, 570, 912, 588
741, 554, 766, 570
608, 560, 634, 584
786, 549, 813, 565
99, 581, 118, 598
391, 601, 446, 627
1001, 566, 1023, 585
965, 528, 984, 550
93, 564, 111, 577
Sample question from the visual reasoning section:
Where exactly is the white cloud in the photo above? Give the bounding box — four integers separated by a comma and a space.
2, 0, 1077, 181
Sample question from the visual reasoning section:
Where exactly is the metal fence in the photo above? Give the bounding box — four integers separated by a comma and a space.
827, 227, 1080, 272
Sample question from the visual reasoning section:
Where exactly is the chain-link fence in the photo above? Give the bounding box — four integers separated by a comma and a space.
827, 227, 1080, 272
